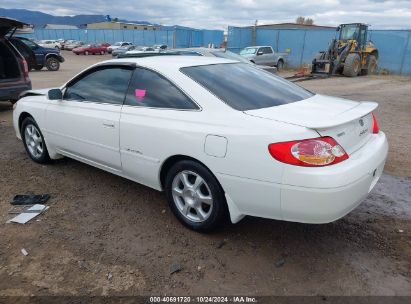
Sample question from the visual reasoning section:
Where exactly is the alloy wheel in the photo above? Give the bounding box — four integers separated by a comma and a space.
171, 170, 214, 223
24, 124, 44, 159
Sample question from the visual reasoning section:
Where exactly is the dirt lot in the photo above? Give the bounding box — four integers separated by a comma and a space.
0, 52, 410, 296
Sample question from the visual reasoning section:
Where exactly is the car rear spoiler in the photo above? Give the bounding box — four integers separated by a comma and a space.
305, 101, 378, 129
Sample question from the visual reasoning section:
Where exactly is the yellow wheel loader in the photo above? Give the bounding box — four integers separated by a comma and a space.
312, 23, 378, 77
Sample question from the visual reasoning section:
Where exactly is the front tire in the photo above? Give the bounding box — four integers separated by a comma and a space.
21, 117, 51, 164
343, 53, 361, 77
165, 160, 228, 231
45, 57, 60, 71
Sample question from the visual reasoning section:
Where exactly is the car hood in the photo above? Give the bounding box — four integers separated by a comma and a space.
244, 94, 377, 129
0, 17, 28, 37
19, 88, 53, 99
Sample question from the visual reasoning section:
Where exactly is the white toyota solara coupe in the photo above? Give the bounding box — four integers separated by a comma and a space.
13, 56, 388, 231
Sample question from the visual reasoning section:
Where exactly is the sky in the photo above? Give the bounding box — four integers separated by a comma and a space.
2, 0, 411, 30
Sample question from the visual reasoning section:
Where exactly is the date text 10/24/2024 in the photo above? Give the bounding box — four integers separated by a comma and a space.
149, 296, 258, 303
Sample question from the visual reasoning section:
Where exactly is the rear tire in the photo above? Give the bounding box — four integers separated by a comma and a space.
165, 160, 228, 232
343, 53, 361, 77
276, 59, 284, 71
364, 55, 377, 75
21, 117, 51, 164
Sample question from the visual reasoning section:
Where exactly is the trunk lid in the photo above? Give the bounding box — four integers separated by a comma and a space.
244, 94, 377, 154
0, 17, 28, 37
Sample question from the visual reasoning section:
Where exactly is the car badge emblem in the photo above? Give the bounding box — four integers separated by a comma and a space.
359, 119, 364, 127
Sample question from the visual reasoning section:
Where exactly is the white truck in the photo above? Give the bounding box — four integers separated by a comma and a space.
240, 46, 288, 70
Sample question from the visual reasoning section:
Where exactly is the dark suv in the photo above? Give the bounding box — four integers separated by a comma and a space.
10, 37, 64, 71
0, 17, 31, 103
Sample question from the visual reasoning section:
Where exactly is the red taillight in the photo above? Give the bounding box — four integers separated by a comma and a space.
20, 59, 29, 78
268, 137, 349, 167
372, 113, 379, 134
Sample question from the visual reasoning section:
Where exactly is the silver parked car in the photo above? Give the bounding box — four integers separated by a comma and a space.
173, 48, 278, 74
240, 46, 288, 70
64, 40, 85, 51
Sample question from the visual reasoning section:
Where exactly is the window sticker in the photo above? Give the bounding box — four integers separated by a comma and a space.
135, 89, 146, 102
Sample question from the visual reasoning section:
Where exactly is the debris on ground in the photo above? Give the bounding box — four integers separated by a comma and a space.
170, 262, 183, 274
216, 240, 226, 249
7, 204, 49, 224
21, 248, 28, 256
106, 272, 113, 281
11, 194, 50, 205
275, 259, 285, 268
398, 229, 404, 233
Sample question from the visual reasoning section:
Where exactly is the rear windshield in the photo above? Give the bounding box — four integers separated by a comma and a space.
181, 63, 314, 111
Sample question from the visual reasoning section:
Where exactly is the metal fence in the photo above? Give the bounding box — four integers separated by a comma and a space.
227, 26, 411, 75
19, 28, 224, 49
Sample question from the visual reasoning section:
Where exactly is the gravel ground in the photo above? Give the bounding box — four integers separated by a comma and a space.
0, 52, 410, 296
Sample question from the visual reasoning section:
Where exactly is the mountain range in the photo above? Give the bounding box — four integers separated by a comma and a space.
0, 8, 153, 27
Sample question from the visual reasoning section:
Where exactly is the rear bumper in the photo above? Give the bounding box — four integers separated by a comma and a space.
0, 82, 32, 101
220, 132, 388, 224
280, 132, 388, 223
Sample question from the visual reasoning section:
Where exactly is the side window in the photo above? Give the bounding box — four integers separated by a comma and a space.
263, 47, 273, 54
64, 66, 133, 104
124, 68, 198, 110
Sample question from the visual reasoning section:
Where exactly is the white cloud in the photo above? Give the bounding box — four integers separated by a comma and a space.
2, 0, 411, 29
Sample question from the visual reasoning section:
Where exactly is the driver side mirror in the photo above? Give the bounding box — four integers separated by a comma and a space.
48, 88, 63, 100
257, 51, 264, 55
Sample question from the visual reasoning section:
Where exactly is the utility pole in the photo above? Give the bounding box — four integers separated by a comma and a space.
252, 19, 258, 46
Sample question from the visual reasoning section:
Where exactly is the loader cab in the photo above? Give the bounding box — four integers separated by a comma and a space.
337, 23, 368, 48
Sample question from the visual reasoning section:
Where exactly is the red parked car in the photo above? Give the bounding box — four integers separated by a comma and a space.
100, 42, 111, 48
72, 44, 107, 55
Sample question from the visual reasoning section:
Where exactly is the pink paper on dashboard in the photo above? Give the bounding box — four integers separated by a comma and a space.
135, 89, 146, 101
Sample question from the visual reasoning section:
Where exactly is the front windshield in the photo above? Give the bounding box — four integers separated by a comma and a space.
340, 25, 360, 40
114, 42, 122, 46
240, 47, 257, 55
211, 50, 250, 63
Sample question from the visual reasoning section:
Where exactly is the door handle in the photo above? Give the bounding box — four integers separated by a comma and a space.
102, 122, 115, 128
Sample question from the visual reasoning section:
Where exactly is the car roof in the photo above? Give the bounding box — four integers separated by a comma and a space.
102, 55, 239, 69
